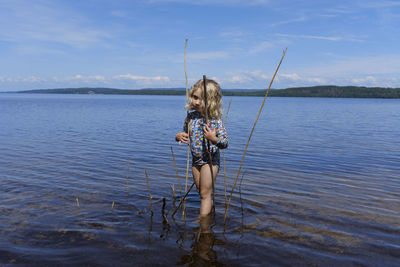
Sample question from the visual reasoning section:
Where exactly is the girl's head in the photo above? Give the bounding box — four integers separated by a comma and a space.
186, 78, 223, 119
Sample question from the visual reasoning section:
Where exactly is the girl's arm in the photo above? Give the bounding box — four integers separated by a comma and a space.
176, 132, 189, 144
204, 120, 228, 149
215, 120, 228, 149
176, 113, 191, 144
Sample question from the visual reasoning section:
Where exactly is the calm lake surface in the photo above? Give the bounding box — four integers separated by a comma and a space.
1, 93, 399, 266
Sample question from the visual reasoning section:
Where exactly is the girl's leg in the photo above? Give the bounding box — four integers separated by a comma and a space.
199, 164, 218, 216
192, 166, 201, 193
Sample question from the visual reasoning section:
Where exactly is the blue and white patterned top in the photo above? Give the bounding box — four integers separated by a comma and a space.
183, 111, 228, 159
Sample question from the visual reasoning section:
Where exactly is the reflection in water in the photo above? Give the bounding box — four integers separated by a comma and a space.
178, 215, 223, 266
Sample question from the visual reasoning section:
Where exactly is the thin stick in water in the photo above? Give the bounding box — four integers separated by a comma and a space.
170, 146, 182, 197
183, 38, 190, 218
162, 197, 169, 225
171, 182, 195, 217
76, 197, 80, 208
224, 48, 287, 225
223, 98, 232, 207
145, 169, 153, 214
170, 184, 176, 200
126, 160, 130, 191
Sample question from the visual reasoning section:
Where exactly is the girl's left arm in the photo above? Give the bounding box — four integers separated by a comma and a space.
215, 120, 228, 149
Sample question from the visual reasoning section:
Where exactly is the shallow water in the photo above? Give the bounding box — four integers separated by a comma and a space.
1, 94, 399, 266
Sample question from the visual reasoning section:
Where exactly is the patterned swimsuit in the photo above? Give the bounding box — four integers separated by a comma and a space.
183, 111, 228, 168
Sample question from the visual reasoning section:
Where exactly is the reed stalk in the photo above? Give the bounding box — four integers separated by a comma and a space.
76, 197, 80, 208
171, 182, 195, 217
170, 146, 182, 197
145, 169, 153, 214
223, 48, 287, 225
170, 184, 176, 200
126, 160, 130, 191
183, 38, 190, 218
111, 201, 115, 212
223, 98, 232, 207
162, 197, 169, 225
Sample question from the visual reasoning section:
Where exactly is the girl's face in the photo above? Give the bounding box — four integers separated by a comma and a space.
191, 88, 204, 113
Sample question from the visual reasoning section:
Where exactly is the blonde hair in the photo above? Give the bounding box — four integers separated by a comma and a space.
186, 78, 223, 120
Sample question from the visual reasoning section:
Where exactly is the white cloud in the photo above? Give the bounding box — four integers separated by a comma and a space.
278, 73, 326, 84
280, 73, 301, 81
273, 54, 400, 87
113, 74, 170, 82
350, 76, 377, 84
221, 70, 271, 86
0, 74, 172, 90
0, 76, 47, 83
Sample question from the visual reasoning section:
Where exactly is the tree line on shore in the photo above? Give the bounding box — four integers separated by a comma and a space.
18, 85, 400, 98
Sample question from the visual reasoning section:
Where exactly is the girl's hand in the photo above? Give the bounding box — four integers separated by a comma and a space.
203, 125, 218, 144
176, 132, 189, 144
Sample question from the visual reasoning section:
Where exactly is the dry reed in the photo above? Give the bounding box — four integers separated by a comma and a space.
170, 146, 182, 197
162, 198, 169, 224
126, 160, 130, 193
183, 38, 190, 218
171, 182, 195, 217
223, 48, 287, 225
76, 197, 80, 208
170, 184, 176, 200
145, 169, 153, 214
223, 98, 232, 207
111, 201, 115, 212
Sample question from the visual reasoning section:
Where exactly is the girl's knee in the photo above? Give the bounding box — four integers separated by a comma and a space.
200, 189, 212, 200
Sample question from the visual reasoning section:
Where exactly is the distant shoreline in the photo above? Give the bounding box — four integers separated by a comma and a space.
6, 85, 400, 98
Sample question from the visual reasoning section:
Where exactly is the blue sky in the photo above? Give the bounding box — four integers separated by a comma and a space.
0, 0, 399, 91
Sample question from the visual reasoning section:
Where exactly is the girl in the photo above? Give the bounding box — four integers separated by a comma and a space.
175, 78, 228, 216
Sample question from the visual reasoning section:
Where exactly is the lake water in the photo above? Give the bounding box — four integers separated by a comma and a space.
1, 93, 399, 266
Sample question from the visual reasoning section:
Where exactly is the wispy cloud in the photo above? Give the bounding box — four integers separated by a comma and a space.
188, 51, 230, 60
219, 30, 246, 42
358, 1, 400, 8
268, 16, 307, 27
0, 1, 111, 48
248, 41, 275, 54
276, 33, 364, 42
145, 0, 271, 6
324, 6, 354, 15
110, 10, 128, 18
